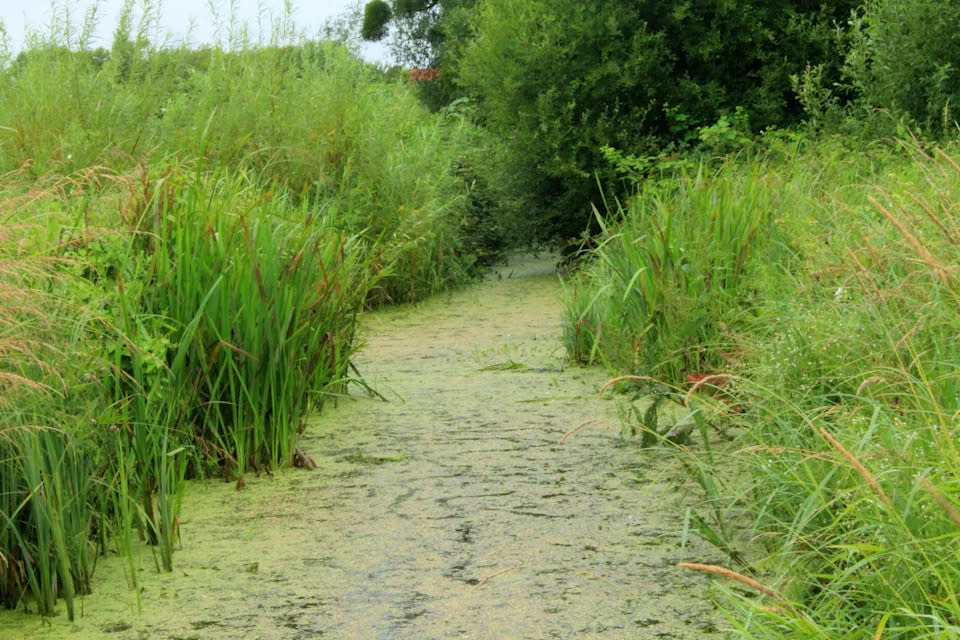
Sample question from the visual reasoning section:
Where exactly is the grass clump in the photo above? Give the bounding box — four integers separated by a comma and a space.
0, 163, 366, 615
563, 156, 792, 383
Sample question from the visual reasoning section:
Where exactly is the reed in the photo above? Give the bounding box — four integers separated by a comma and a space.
133, 167, 365, 475
565, 137, 960, 636
563, 158, 788, 383
592, 140, 960, 638
0, 3, 497, 616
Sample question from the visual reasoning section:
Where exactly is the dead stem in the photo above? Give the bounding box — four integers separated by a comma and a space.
847, 248, 884, 300
935, 147, 960, 178
906, 191, 957, 246
558, 418, 601, 443
474, 566, 528, 587
869, 195, 952, 286
676, 562, 797, 614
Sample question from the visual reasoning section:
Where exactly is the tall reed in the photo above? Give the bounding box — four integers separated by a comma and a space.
126, 166, 365, 476
0, 198, 93, 619
0, 1, 503, 618
564, 158, 789, 383
599, 141, 960, 638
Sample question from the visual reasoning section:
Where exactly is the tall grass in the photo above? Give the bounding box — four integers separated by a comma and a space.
123, 165, 364, 476
0, 187, 94, 618
568, 139, 960, 638
0, 36, 494, 303
714, 143, 960, 638
564, 157, 791, 383
0, 6, 502, 617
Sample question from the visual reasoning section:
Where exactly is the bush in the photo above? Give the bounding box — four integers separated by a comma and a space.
844, 0, 960, 136
455, 0, 858, 240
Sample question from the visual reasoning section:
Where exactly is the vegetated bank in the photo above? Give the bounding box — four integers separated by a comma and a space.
1, 254, 724, 639
0, 34, 511, 619
562, 135, 960, 638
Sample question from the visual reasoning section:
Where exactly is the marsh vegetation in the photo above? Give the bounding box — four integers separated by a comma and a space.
3, 0, 960, 637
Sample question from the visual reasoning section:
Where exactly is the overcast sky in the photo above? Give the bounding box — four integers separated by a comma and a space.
0, 0, 391, 61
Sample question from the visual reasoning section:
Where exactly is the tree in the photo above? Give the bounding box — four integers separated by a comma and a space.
844, 0, 960, 136
455, 0, 858, 240
361, 0, 475, 67
361, 1, 392, 41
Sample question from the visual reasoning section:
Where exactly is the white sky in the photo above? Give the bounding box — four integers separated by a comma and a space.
0, 0, 391, 61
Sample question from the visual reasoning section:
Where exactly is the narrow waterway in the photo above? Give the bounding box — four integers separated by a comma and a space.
3, 255, 722, 639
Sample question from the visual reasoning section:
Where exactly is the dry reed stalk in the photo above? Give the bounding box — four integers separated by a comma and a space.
798, 450, 838, 465
859, 230, 883, 266
818, 427, 893, 509
474, 566, 528, 587
869, 196, 951, 286
0, 372, 53, 394
847, 248, 884, 300
0, 424, 56, 445
893, 311, 930, 352
920, 478, 960, 528
936, 147, 960, 177
558, 418, 601, 443
597, 375, 663, 398
676, 562, 797, 614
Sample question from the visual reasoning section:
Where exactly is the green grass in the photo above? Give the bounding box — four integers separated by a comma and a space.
563, 156, 792, 383
0, 9, 506, 617
566, 137, 960, 638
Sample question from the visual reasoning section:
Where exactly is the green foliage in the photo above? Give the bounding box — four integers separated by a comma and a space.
130, 169, 363, 475
395, 0, 432, 16
0, 22, 498, 617
574, 140, 960, 637
455, 0, 858, 240
361, 0, 473, 64
715, 143, 960, 638
0, 39, 492, 300
844, 0, 960, 137
563, 158, 788, 383
362, 0, 393, 41
0, 427, 92, 619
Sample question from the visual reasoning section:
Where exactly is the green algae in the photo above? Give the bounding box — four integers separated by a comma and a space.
0, 254, 723, 640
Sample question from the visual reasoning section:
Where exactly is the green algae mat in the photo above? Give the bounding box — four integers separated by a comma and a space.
1, 255, 722, 639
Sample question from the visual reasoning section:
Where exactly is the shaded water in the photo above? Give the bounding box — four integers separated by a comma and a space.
2, 255, 722, 639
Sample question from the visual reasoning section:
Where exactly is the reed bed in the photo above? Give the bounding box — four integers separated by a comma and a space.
563, 158, 791, 383
0, 11, 501, 617
567, 139, 960, 638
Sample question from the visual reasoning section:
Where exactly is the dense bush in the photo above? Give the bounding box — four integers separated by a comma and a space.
844, 0, 960, 136
455, 0, 858, 240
